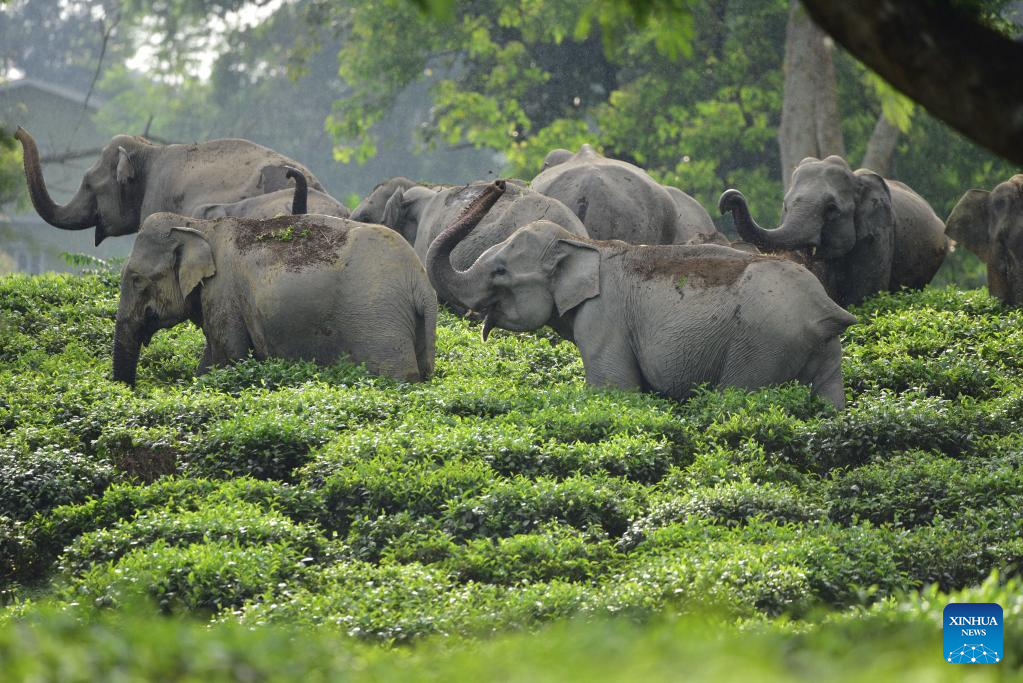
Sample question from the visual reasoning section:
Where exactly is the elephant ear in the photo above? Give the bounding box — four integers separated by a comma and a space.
170, 227, 216, 298
381, 188, 406, 230
547, 239, 600, 316
945, 189, 991, 261
116, 146, 136, 184
854, 171, 895, 242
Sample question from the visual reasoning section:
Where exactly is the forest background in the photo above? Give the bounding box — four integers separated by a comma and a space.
0, 0, 1020, 288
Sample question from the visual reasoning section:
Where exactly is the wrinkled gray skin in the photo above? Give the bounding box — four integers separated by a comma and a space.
720, 155, 948, 307
946, 174, 1023, 306
113, 212, 436, 386
350, 177, 423, 225
428, 181, 856, 409
195, 167, 349, 219
531, 144, 726, 245
370, 179, 587, 310
16, 126, 326, 245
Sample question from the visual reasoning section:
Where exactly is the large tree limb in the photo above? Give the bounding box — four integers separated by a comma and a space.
800, 0, 1023, 165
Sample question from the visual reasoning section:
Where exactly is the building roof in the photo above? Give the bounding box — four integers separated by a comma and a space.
0, 78, 104, 110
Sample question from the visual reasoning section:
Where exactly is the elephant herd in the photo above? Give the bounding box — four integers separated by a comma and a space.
14, 127, 1022, 409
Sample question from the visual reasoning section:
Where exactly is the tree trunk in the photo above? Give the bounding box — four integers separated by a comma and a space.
801, 0, 1023, 166
861, 113, 900, 176
779, 1, 845, 190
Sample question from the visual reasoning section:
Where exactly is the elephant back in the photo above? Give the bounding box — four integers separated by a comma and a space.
884, 180, 948, 290
415, 182, 587, 270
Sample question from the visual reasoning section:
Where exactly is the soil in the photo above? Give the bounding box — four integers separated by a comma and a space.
626, 245, 760, 287
230, 215, 349, 270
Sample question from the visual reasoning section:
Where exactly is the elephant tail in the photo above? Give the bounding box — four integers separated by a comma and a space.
285, 166, 308, 215
413, 275, 437, 380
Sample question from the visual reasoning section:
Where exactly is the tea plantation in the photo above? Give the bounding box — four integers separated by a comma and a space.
1, 265, 1021, 680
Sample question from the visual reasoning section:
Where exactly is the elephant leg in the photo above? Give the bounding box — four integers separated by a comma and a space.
196, 340, 214, 375
571, 304, 644, 390
798, 337, 846, 410
200, 323, 255, 368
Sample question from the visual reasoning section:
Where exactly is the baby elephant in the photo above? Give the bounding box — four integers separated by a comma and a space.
114, 212, 436, 385
428, 181, 857, 408
945, 174, 1023, 306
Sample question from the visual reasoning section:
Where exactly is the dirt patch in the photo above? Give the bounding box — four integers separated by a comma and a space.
112, 445, 179, 484
627, 246, 757, 287
230, 215, 349, 270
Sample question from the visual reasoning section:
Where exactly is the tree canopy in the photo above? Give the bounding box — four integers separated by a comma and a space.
0, 0, 1019, 232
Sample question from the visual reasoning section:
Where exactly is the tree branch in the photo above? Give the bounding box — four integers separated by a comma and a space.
800, 0, 1023, 165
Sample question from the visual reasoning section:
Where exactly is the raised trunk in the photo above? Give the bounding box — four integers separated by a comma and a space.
718, 189, 818, 251
425, 180, 507, 309
285, 167, 307, 215
112, 324, 141, 386
15, 127, 98, 230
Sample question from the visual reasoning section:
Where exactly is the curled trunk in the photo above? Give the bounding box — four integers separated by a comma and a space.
718, 189, 817, 251
15, 127, 97, 230
285, 166, 307, 215
112, 324, 141, 386
425, 180, 506, 309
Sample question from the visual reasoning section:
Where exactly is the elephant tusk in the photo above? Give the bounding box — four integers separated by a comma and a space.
481, 312, 497, 342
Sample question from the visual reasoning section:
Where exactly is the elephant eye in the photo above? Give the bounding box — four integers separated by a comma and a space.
493, 266, 507, 276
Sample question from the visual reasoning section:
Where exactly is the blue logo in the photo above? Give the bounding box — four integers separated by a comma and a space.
944, 603, 1003, 663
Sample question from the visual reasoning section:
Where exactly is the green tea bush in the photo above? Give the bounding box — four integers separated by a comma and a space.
441, 474, 646, 540
0, 446, 114, 520
2, 271, 1022, 655
68, 539, 315, 613
59, 500, 328, 575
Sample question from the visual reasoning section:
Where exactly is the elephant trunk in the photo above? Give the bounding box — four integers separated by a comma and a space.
112, 322, 141, 386
16, 127, 98, 231
285, 166, 307, 215
718, 189, 817, 252
426, 180, 506, 310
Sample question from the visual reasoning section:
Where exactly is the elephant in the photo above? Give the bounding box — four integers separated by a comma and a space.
16, 126, 327, 245
194, 167, 350, 220
364, 179, 588, 310
427, 181, 857, 409
113, 212, 437, 386
945, 174, 1023, 306
350, 176, 422, 225
719, 155, 948, 307
530, 144, 727, 245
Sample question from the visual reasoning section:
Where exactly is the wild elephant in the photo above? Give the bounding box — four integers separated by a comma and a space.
350, 176, 423, 226
427, 181, 856, 409
945, 174, 1023, 306
193, 167, 349, 219
719, 155, 948, 307
531, 144, 726, 245
16, 127, 330, 245
360, 179, 588, 311
113, 212, 436, 386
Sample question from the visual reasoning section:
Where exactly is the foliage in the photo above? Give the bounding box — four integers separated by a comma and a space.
1, 574, 1022, 681
1, 270, 1021, 651
0, 127, 23, 209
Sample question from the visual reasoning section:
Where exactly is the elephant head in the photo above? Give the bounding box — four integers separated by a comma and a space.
350, 177, 420, 225
113, 214, 215, 385
946, 174, 1023, 305
719, 155, 893, 261
427, 180, 599, 340
377, 184, 442, 245
539, 148, 574, 173
17, 127, 154, 246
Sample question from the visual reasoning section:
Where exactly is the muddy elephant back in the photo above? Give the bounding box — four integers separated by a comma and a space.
888, 184, 949, 289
